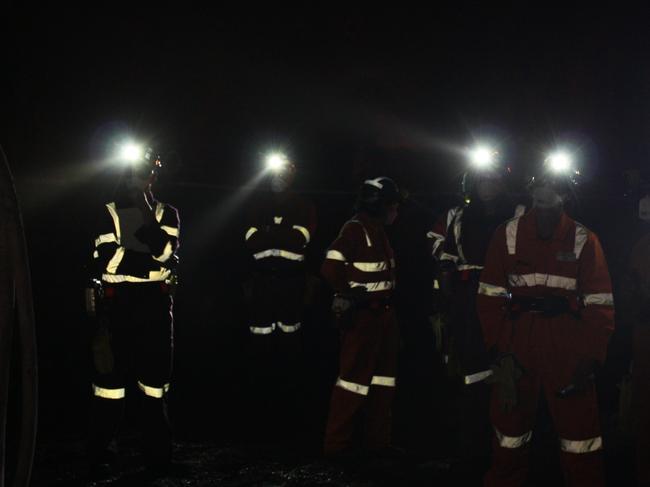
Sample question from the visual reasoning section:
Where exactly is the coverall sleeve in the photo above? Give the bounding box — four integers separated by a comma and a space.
321, 222, 361, 293
476, 225, 510, 352
135, 204, 180, 263
577, 232, 615, 364
426, 210, 451, 260
439, 222, 460, 269
93, 205, 161, 279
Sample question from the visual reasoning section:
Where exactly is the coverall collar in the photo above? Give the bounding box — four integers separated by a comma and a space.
521, 208, 573, 242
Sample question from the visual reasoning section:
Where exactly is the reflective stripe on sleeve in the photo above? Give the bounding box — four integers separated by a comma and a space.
495, 429, 533, 449
478, 282, 510, 298
102, 268, 171, 283
427, 231, 445, 256
464, 369, 493, 385
245, 227, 258, 241
371, 376, 396, 387
440, 252, 459, 263
336, 378, 369, 396
457, 264, 484, 271
161, 225, 179, 237
253, 249, 304, 261
574, 224, 589, 259
352, 261, 388, 272
106, 247, 125, 274
583, 293, 614, 306
93, 384, 125, 400
93, 250, 99, 259
326, 250, 346, 262
506, 217, 521, 255
153, 241, 173, 263
95, 233, 117, 247
508, 273, 577, 291
137, 381, 170, 399
560, 436, 603, 454
349, 280, 394, 292
249, 324, 275, 335
277, 322, 301, 333
155, 203, 165, 223
292, 225, 311, 244
106, 203, 121, 241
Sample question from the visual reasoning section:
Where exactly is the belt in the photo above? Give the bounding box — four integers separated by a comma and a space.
357, 298, 392, 311
508, 295, 580, 318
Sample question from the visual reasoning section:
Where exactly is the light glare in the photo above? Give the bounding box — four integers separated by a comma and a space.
266, 152, 288, 172
119, 142, 143, 163
470, 146, 496, 169
547, 152, 572, 173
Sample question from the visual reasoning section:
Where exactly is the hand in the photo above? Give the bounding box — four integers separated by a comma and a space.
428, 313, 446, 354
332, 294, 353, 318
486, 354, 523, 413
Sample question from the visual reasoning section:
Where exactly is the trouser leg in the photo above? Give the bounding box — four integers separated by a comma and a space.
545, 377, 604, 487
363, 312, 398, 450
633, 326, 650, 486
484, 367, 539, 487
324, 386, 368, 455
137, 290, 173, 467
459, 382, 491, 460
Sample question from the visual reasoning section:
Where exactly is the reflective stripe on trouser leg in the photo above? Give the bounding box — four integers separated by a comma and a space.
335, 377, 369, 396
560, 436, 603, 454
138, 381, 171, 399
370, 376, 396, 387
495, 428, 533, 448
92, 384, 126, 399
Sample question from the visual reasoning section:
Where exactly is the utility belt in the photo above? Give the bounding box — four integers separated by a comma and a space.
507, 295, 580, 319
356, 297, 392, 311
102, 280, 174, 299
455, 268, 482, 282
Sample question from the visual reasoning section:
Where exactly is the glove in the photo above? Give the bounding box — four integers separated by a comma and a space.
92, 319, 114, 375
331, 287, 368, 329
486, 354, 523, 413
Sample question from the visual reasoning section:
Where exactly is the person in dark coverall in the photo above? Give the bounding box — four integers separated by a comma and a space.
243, 153, 317, 442
87, 145, 180, 477
477, 155, 614, 487
436, 147, 525, 478
322, 177, 401, 458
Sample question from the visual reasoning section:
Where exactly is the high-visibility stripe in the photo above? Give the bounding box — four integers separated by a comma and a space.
245, 227, 258, 241
583, 293, 614, 306
137, 381, 170, 399
292, 225, 311, 244
349, 280, 394, 292
457, 264, 484, 271
253, 249, 304, 261
336, 378, 369, 396
93, 250, 99, 259
560, 436, 603, 454
447, 207, 460, 227
274, 216, 283, 224
95, 233, 117, 247
155, 203, 164, 223
350, 220, 372, 247
106, 203, 121, 242
161, 225, 179, 237
326, 250, 346, 262
364, 178, 384, 189
153, 241, 173, 263
277, 322, 301, 333
574, 224, 588, 259
453, 209, 467, 263
371, 376, 396, 387
506, 217, 521, 255
352, 261, 388, 272
495, 429, 533, 449
440, 252, 459, 263
250, 325, 275, 335
106, 247, 125, 274
478, 282, 510, 298
464, 369, 493, 385
102, 268, 170, 283
514, 205, 526, 218
508, 273, 577, 291
93, 384, 125, 400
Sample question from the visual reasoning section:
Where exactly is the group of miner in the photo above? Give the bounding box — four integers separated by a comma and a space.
85, 144, 650, 486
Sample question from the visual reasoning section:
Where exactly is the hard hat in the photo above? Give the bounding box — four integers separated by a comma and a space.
462, 146, 510, 199
356, 177, 401, 215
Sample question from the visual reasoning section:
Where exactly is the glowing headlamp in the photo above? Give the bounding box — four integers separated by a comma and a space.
118, 142, 145, 164
546, 151, 573, 174
265, 152, 289, 173
469, 145, 498, 169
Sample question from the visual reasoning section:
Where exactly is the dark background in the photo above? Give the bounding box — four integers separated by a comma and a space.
2, 3, 649, 482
